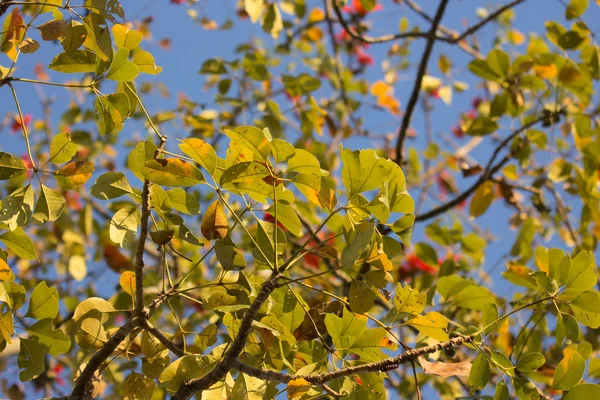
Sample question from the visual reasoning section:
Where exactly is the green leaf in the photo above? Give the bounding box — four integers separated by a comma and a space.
28, 318, 71, 356
287, 149, 328, 176
490, 351, 514, 377
349, 280, 375, 314
123, 372, 155, 400
109, 206, 139, 248
468, 59, 502, 81
453, 286, 494, 310
562, 384, 600, 399
324, 309, 367, 350
220, 162, 269, 186
112, 24, 142, 49
128, 141, 157, 181
469, 352, 490, 390
495, 380, 510, 400
33, 185, 66, 224
61, 22, 87, 52
261, 3, 283, 39
48, 50, 97, 73
18, 337, 46, 381
469, 180, 494, 218
561, 251, 597, 299
26, 281, 59, 319
223, 126, 270, 162
199, 58, 227, 74
359, 0, 376, 12
570, 291, 600, 328
132, 51, 162, 75
254, 315, 296, 344
553, 352, 585, 390
487, 49, 511, 78
0, 152, 27, 180
565, 0, 588, 20
282, 73, 321, 97
463, 117, 499, 136
142, 159, 205, 187
349, 327, 394, 361
159, 355, 214, 393
48, 132, 78, 164
167, 189, 200, 215
0, 185, 34, 230
106, 47, 139, 82
55, 161, 94, 190
215, 240, 246, 271
341, 221, 374, 268
90, 172, 134, 200
232, 373, 267, 400
394, 283, 426, 314
516, 353, 546, 372
341, 148, 393, 195
556, 313, 580, 346
73, 297, 117, 322
82, 13, 111, 62
0, 228, 37, 260
94, 92, 130, 135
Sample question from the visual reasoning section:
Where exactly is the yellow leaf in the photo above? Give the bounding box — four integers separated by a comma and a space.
0, 258, 12, 281
469, 180, 495, 218
55, 161, 95, 190
0, 8, 25, 61
370, 80, 389, 97
287, 378, 311, 399
112, 24, 143, 50
508, 29, 525, 45
405, 311, 449, 341
534, 64, 558, 79
120, 271, 136, 297
421, 75, 442, 92
437, 86, 452, 105
201, 201, 228, 241
308, 8, 325, 22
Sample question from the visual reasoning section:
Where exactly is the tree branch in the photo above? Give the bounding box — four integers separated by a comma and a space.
233, 334, 471, 385
394, 0, 449, 166
134, 137, 167, 313
172, 273, 281, 399
415, 115, 546, 223
0, 0, 13, 18
140, 318, 185, 357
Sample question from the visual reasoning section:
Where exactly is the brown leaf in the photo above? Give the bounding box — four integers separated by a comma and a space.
418, 356, 472, 378
38, 19, 69, 41
201, 200, 228, 240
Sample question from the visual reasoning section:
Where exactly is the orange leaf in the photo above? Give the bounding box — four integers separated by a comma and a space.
201, 201, 228, 240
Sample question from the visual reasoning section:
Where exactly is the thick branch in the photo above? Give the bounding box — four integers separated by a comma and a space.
71, 286, 177, 396
173, 273, 281, 399
394, 0, 449, 166
134, 137, 167, 312
0, 0, 13, 18
233, 334, 471, 385
415, 115, 545, 222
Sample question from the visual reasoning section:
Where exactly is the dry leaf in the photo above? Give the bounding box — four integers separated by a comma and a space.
418, 356, 472, 378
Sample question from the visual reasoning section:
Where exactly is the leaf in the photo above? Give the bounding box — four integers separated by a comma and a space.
90, 172, 134, 200
287, 378, 311, 399
26, 281, 59, 320
349, 280, 375, 314
112, 24, 142, 49
1, 8, 25, 61
453, 285, 494, 310
420, 357, 472, 378
38, 19, 69, 41
553, 352, 585, 390
468, 59, 502, 81
469, 353, 490, 389
159, 355, 214, 393
215, 240, 246, 271
141, 159, 205, 187
324, 309, 368, 350
245, 0, 265, 23
487, 49, 511, 77
566, 0, 588, 19
94, 92, 130, 135
201, 201, 228, 240
167, 189, 199, 215
517, 352, 546, 372
570, 291, 600, 328
18, 337, 46, 381
223, 126, 270, 162
463, 117, 499, 136
110, 206, 139, 248
0, 185, 34, 230
556, 313, 580, 346
82, 13, 111, 62
254, 315, 296, 344
394, 283, 426, 314
350, 328, 396, 361
120, 271, 136, 298
405, 311, 449, 341
68, 254, 86, 281
266, 200, 303, 237
0, 152, 27, 180
18, 38, 40, 54
48, 132, 78, 164
0, 228, 37, 260
0, 258, 12, 281
123, 372, 155, 400
287, 149, 327, 176
261, 3, 283, 39
61, 22, 87, 52
270, 139, 296, 163
73, 297, 116, 322
106, 47, 139, 82
469, 180, 494, 218
341, 148, 393, 195
132, 51, 162, 75
33, 185, 66, 224
232, 373, 267, 400
28, 318, 71, 356
196, 324, 218, 349
128, 141, 157, 181
562, 384, 600, 399
49, 50, 97, 73
341, 221, 374, 268
55, 161, 94, 190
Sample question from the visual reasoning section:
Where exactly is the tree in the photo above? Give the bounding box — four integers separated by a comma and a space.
0, 0, 599, 398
